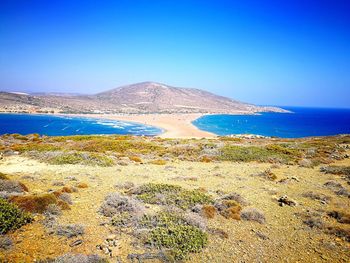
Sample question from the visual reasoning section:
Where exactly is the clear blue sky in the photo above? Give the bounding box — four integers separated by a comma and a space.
1, 0, 349, 108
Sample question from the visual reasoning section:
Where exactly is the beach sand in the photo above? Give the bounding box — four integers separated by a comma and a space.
72, 113, 216, 138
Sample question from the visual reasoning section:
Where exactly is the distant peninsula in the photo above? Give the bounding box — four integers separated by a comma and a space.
0, 82, 288, 115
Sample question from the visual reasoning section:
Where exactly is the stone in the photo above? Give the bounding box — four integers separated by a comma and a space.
278, 195, 297, 206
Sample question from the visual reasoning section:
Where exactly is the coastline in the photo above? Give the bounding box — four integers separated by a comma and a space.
62, 113, 217, 139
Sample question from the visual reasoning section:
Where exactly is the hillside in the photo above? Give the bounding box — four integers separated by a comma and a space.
0, 82, 288, 114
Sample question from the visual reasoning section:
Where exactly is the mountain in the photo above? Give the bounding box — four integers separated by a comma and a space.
0, 82, 288, 114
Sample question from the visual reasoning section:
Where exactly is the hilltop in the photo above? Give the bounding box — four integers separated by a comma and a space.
0, 82, 287, 114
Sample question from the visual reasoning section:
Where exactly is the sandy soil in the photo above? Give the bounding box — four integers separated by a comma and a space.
68, 113, 216, 138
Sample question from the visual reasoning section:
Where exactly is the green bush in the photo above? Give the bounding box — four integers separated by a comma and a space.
148, 225, 208, 260
219, 145, 299, 163
135, 183, 213, 209
140, 211, 208, 260
0, 198, 33, 234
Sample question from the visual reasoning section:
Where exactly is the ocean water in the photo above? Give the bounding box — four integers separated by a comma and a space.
0, 114, 162, 136
192, 107, 350, 138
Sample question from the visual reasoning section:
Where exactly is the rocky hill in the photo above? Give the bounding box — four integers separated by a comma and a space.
0, 82, 288, 114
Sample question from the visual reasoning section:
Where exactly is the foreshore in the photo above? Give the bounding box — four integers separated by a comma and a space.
69, 113, 216, 138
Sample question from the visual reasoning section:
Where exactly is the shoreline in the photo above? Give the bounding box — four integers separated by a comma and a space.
67, 113, 217, 139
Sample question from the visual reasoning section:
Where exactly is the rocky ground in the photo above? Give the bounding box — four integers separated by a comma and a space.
0, 134, 349, 262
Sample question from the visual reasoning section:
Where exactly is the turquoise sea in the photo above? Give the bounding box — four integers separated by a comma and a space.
1, 107, 350, 138
0, 114, 162, 136
192, 107, 350, 138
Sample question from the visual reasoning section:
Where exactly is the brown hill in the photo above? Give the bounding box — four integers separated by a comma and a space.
0, 82, 288, 114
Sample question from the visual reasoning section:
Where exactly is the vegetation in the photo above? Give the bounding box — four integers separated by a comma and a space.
0, 172, 9, 180
133, 183, 213, 209
240, 208, 266, 224
141, 211, 208, 260
9, 193, 68, 213
219, 144, 301, 163
0, 198, 33, 234
148, 224, 208, 260
48, 152, 114, 166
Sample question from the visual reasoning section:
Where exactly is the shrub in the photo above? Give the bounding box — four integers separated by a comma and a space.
115, 181, 134, 190
0, 179, 28, 193
320, 166, 350, 175
129, 156, 142, 163
218, 200, 242, 220
133, 183, 213, 209
302, 191, 332, 203
326, 226, 350, 242
55, 224, 85, 238
52, 253, 108, 263
328, 211, 350, 224
77, 182, 88, 188
58, 193, 72, 205
217, 192, 249, 206
61, 186, 74, 193
99, 193, 143, 218
149, 159, 167, 165
111, 212, 133, 227
45, 204, 62, 216
240, 208, 266, 224
9, 193, 59, 213
0, 235, 13, 250
148, 225, 208, 260
0, 173, 9, 180
201, 205, 217, 219
255, 169, 277, 181
140, 211, 208, 260
49, 152, 114, 167
219, 145, 298, 163
0, 198, 33, 234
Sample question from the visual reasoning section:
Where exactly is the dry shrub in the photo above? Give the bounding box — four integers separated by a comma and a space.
55, 224, 84, 238
302, 191, 332, 203
52, 181, 65, 186
77, 182, 88, 188
216, 200, 242, 220
0, 235, 13, 250
129, 156, 142, 163
58, 193, 72, 205
57, 200, 71, 210
61, 186, 74, 193
218, 192, 249, 206
326, 226, 350, 242
209, 228, 229, 239
115, 181, 135, 190
45, 204, 62, 216
52, 253, 107, 263
0, 179, 28, 193
149, 159, 167, 165
200, 156, 212, 163
240, 208, 266, 224
9, 193, 69, 213
328, 211, 350, 224
99, 192, 144, 218
201, 205, 216, 219
255, 169, 277, 181
0, 172, 9, 180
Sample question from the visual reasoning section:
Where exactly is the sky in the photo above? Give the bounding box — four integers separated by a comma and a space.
0, 0, 350, 108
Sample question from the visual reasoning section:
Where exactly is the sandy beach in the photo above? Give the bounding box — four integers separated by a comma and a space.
71, 113, 216, 138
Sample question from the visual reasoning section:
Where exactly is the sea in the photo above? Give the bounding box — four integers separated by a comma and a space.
0, 114, 162, 136
192, 107, 350, 138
